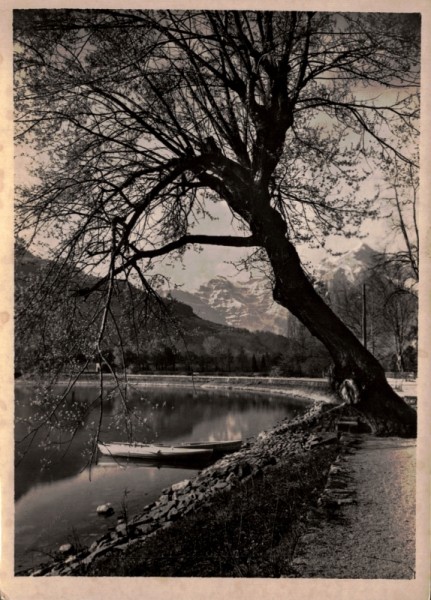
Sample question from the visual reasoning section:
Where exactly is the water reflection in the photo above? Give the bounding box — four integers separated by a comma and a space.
96, 454, 215, 470
15, 385, 311, 572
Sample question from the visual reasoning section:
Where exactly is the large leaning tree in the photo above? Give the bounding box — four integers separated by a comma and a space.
14, 10, 419, 436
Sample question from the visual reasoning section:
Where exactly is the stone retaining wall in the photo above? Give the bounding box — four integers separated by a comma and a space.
25, 375, 336, 403
124, 375, 331, 389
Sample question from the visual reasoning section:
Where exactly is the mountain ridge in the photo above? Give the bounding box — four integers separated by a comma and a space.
168, 244, 381, 336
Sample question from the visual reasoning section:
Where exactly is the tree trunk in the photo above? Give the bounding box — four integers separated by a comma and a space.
250, 204, 416, 437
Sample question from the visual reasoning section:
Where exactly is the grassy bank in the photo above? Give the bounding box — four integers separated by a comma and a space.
76, 444, 338, 577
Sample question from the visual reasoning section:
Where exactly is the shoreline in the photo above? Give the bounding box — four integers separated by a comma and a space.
16, 373, 416, 399
20, 401, 342, 577
16, 377, 335, 576
15, 374, 338, 403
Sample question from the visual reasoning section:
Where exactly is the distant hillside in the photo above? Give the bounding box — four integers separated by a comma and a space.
168, 288, 228, 326
17, 243, 414, 377
15, 248, 290, 375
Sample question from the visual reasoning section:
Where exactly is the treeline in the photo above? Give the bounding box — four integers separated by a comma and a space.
78, 347, 283, 376
76, 335, 331, 377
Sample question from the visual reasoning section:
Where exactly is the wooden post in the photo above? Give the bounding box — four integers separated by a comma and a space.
362, 283, 367, 350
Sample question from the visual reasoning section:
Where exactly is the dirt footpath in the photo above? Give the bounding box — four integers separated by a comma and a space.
292, 435, 416, 579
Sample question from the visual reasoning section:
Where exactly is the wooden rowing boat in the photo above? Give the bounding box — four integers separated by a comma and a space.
98, 442, 213, 460
98, 439, 242, 460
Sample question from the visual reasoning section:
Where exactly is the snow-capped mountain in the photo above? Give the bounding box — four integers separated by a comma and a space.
171, 276, 289, 335
317, 243, 379, 287
169, 244, 379, 336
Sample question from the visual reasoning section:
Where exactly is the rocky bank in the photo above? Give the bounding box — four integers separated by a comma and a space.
25, 402, 348, 577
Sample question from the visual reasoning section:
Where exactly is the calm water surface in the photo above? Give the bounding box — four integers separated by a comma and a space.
15, 385, 311, 571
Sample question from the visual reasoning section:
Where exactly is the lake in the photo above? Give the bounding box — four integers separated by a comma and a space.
15, 384, 313, 572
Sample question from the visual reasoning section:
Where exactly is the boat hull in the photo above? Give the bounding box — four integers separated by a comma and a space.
98, 443, 213, 460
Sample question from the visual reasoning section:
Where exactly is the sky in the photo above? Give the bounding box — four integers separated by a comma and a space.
152, 206, 400, 292
149, 178, 406, 292
15, 146, 408, 293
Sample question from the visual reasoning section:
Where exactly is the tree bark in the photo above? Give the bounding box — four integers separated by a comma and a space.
249, 203, 416, 437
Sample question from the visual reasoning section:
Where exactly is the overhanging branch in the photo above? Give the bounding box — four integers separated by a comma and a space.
77, 234, 258, 297
132, 233, 258, 260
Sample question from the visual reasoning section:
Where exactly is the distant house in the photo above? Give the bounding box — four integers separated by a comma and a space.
84, 362, 101, 373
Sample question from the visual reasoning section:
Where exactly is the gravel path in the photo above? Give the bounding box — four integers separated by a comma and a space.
292, 435, 416, 578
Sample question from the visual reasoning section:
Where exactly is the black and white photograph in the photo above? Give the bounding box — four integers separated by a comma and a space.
0, 3, 430, 599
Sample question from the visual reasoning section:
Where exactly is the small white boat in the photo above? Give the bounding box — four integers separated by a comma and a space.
98, 442, 213, 460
